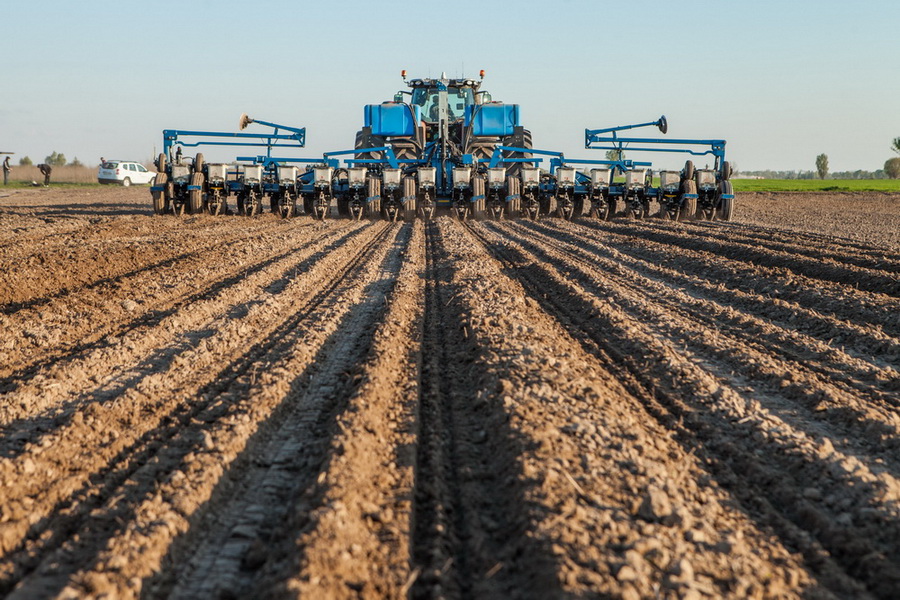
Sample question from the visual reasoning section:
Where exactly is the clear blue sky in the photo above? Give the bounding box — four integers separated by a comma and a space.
2, 0, 898, 173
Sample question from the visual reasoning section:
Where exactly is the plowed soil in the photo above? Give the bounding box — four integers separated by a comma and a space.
1, 187, 899, 599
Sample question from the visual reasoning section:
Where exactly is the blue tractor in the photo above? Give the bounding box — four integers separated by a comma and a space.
344, 70, 532, 220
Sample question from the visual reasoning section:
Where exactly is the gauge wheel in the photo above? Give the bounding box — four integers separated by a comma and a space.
683, 160, 694, 182
402, 176, 417, 222
506, 177, 521, 219
151, 172, 168, 215
679, 180, 697, 221
366, 177, 382, 220
189, 173, 205, 214
717, 180, 735, 221
471, 175, 485, 220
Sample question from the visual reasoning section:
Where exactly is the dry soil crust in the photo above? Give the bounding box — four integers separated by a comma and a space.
1, 186, 899, 599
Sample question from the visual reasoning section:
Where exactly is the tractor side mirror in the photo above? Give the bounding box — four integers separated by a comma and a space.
657, 115, 668, 134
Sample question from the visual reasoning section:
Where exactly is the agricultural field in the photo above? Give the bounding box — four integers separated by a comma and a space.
0, 186, 899, 599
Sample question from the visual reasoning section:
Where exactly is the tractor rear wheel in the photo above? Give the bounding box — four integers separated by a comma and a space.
189, 173, 205, 214
157, 153, 167, 174
355, 130, 385, 161
502, 129, 533, 178
152, 172, 168, 215
402, 176, 417, 222
472, 175, 486, 220
194, 153, 204, 174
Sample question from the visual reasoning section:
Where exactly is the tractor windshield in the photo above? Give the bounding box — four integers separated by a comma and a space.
411, 87, 474, 122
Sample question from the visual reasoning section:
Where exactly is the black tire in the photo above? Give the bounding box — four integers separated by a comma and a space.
573, 196, 587, 219
721, 160, 732, 181
679, 180, 697, 221
683, 160, 694, 182
157, 153, 167, 174
355, 130, 385, 161
717, 181, 735, 221
194, 153, 204, 174
540, 194, 556, 218
605, 197, 617, 220
506, 177, 521, 219
472, 175, 485, 220
151, 172, 168, 215
466, 140, 496, 163
122, 177, 131, 187
501, 129, 533, 178
402, 176, 417, 222
366, 177, 382, 220
189, 173, 205, 214
393, 144, 419, 162
337, 197, 350, 218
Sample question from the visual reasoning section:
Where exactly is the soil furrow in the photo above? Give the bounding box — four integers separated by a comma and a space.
409, 218, 562, 598
0, 215, 290, 310
0, 220, 328, 388
578, 218, 900, 297
502, 220, 900, 415
573, 218, 900, 341
644, 219, 900, 274
0, 221, 368, 433
530, 218, 900, 371
440, 219, 826, 598
0, 223, 392, 595
243, 220, 424, 599
469, 221, 899, 597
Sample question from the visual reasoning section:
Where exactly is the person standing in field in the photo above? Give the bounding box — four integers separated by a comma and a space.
2, 156, 10, 185
38, 163, 51, 185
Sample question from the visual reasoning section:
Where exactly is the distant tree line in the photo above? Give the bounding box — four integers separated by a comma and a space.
15, 152, 82, 168
741, 169, 893, 180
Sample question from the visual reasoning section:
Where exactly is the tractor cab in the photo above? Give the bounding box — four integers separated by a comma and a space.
404, 78, 481, 123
